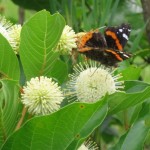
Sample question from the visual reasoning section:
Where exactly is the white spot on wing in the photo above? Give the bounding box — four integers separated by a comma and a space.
123, 54, 129, 58
123, 33, 128, 40
119, 29, 123, 32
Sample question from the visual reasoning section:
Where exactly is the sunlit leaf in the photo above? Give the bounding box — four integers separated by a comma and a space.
0, 34, 20, 80
50, 59, 68, 83
108, 86, 150, 114
120, 66, 141, 80
20, 10, 66, 82
0, 80, 20, 148
2, 97, 108, 150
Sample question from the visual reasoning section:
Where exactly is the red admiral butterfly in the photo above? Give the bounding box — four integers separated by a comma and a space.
77, 24, 131, 66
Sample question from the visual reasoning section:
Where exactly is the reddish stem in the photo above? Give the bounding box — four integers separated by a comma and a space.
15, 106, 27, 131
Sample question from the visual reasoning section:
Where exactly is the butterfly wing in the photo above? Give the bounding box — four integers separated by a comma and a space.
77, 25, 132, 67
104, 24, 131, 50
85, 32, 107, 49
78, 31, 107, 52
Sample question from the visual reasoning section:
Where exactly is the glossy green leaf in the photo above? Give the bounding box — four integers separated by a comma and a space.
108, 86, 150, 114
0, 34, 20, 80
124, 80, 150, 93
2, 98, 108, 150
20, 10, 66, 81
50, 59, 68, 84
0, 80, 20, 148
120, 66, 141, 80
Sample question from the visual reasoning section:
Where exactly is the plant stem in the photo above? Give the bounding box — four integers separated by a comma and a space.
15, 106, 27, 131
71, 48, 78, 65
18, 7, 25, 25
123, 110, 129, 130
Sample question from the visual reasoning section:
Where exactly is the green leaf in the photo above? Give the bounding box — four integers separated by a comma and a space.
108, 0, 120, 25
2, 98, 108, 150
108, 86, 150, 114
20, 10, 66, 81
121, 102, 150, 150
110, 120, 149, 150
109, 101, 150, 150
138, 100, 150, 122
0, 80, 20, 148
11, 0, 51, 11
120, 66, 141, 80
50, 59, 68, 83
108, 134, 126, 150
131, 23, 147, 53
135, 48, 150, 58
129, 104, 142, 125
0, 34, 20, 80
124, 80, 150, 93
100, 0, 113, 26
121, 120, 149, 150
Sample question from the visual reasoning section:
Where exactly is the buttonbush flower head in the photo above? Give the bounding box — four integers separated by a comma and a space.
21, 76, 64, 115
8, 24, 22, 54
54, 25, 77, 55
0, 15, 21, 54
0, 15, 12, 40
66, 61, 124, 103
76, 32, 86, 39
78, 139, 99, 150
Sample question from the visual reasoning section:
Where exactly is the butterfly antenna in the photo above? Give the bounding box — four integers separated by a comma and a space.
90, 63, 101, 77
98, 26, 106, 30
93, 26, 106, 32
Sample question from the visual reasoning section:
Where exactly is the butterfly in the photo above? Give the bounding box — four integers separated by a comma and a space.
77, 24, 131, 66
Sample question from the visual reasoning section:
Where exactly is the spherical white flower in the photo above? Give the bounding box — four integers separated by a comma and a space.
21, 76, 64, 115
66, 61, 124, 103
0, 15, 12, 40
78, 144, 89, 150
8, 24, 22, 54
0, 15, 21, 54
54, 25, 77, 55
78, 139, 99, 150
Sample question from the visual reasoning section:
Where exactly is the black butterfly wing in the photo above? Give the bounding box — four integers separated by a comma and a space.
85, 32, 107, 49
104, 24, 131, 50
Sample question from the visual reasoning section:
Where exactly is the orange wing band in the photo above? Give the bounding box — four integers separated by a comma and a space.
106, 49, 123, 61
106, 31, 123, 50
78, 47, 93, 52
78, 32, 93, 49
